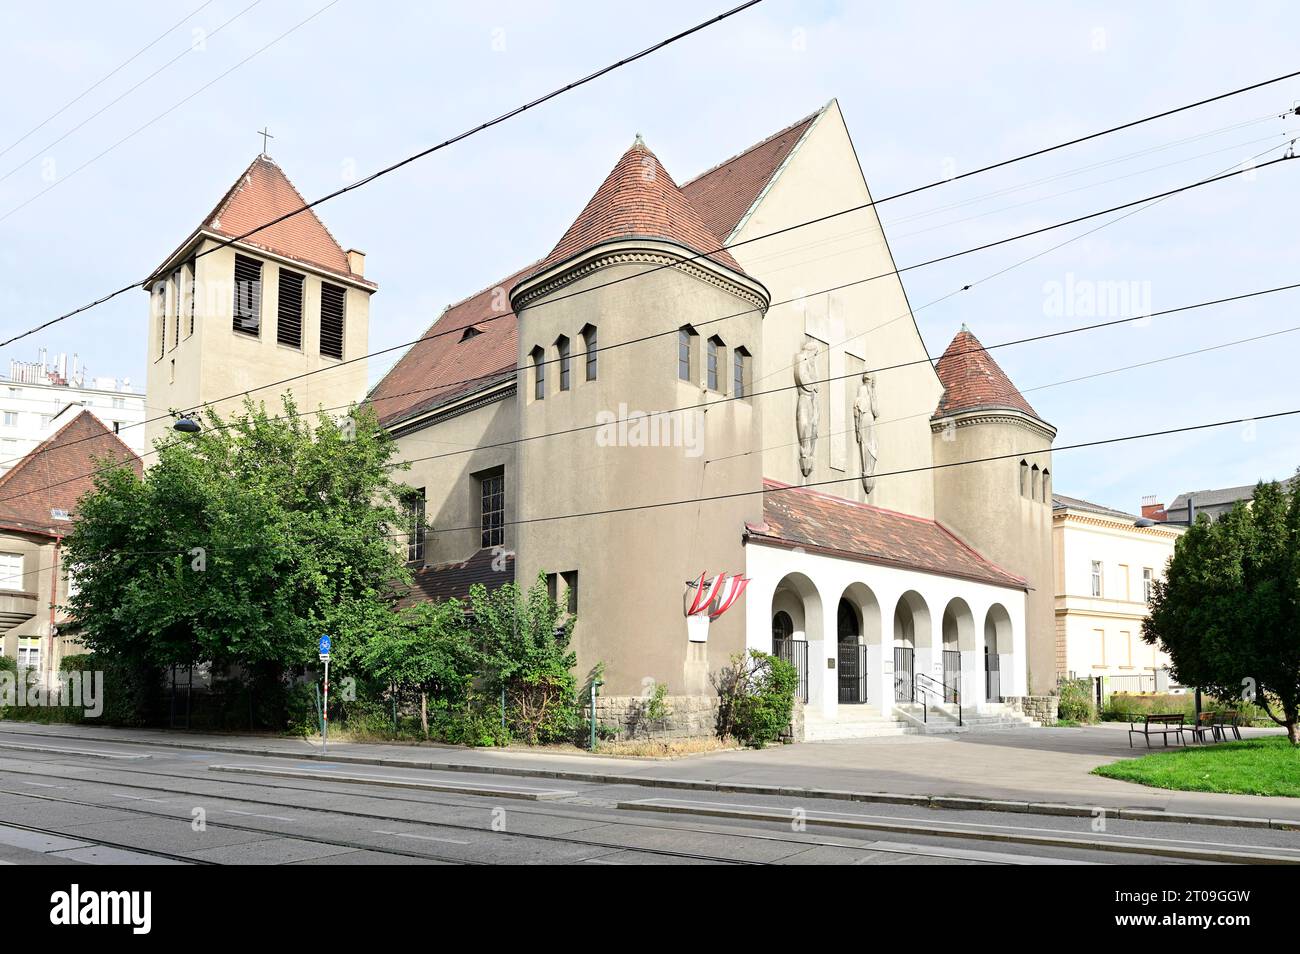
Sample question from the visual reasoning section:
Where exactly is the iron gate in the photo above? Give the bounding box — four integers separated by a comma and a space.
893, 646, 914, 702
985, 648, 1001, 702
774, 637, 809, 704
838, 643, 867, 704
942, 650, 961, 704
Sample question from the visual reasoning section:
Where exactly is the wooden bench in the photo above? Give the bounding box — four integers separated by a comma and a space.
1213, 710, 1243, 741
1128, 713, 1187, 748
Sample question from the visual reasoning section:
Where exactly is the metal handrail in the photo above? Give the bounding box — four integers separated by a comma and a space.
914, 670, 962, 727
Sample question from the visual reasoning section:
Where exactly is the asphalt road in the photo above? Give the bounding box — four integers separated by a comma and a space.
0, 726, 1295, 865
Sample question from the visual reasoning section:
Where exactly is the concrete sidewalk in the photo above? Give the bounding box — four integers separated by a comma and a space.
0, 719, 1295, 824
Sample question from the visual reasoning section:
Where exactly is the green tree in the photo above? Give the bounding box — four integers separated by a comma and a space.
62, 397, 412, 707
361, 600, 474, 736
1144, 476, 1300, 745
468, 573, 577, 744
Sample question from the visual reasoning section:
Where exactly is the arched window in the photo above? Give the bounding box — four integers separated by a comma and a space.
1019, 460, 1029, 497
531, 346, 545, 400
1041, 468, 1051, 503
581, 324, 598, 381
1031, 464, 1041, 501
556, 335, 570, 391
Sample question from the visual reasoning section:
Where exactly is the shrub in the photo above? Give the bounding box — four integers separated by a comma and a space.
1057, 677, 1096, 723
713, 650, 798, 748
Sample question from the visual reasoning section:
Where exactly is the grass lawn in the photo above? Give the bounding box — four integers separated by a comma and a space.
1094, 736, 1300, 797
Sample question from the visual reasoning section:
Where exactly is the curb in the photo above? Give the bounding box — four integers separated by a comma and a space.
615, 799, 1300, 865
4, 726, 1298, 832
207, 763, 574, 800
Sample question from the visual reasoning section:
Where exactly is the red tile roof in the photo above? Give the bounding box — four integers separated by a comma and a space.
368, 111, 817, 428
394, 548, 515, 609
933, 327, 1040, 420
532, 138, 741, 275
681, 110, 819, 240
367, 263, 537, 427
0, 411, 142, 537
163, 155, 372, 287
747, 480, 1026, 589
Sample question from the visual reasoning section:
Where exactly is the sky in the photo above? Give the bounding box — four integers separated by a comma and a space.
1, 0, 1298, 514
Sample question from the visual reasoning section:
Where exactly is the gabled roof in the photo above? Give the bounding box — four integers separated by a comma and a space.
367, 109, 819, 429
154, 155, 373, 287
367, 262, 537, 428
933, 326, 1041, 421
530, 137, 741, 276
1167, 477, 1295, 512
748, 480, 1027, 589
0, 410, 142, 537
681, 109, 820, 240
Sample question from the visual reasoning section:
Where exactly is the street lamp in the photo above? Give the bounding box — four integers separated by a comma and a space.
172, 414, 201, 433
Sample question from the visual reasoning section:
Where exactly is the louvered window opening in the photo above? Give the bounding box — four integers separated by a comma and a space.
233, 254, 263, 336
278, 268, 305, 349
320, 282, 346, 359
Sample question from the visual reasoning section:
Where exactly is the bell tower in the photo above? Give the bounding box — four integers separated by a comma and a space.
142, 154, 376, 452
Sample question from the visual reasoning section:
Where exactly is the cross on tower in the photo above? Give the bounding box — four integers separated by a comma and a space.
257, 126, 274, 155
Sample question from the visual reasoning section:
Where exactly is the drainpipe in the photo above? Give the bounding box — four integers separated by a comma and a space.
47, 536, 61, 688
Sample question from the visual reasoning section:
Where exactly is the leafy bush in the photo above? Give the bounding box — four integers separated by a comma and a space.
469, 574, 579, 745
1056, 677, 1096, 723
713, 650, 798, 748
1102, 692, 1271, 726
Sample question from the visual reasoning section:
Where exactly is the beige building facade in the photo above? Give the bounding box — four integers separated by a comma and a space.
133, 105, 1059, 738
1053, 494, 1182, 686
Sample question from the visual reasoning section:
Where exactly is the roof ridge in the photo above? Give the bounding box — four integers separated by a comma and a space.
680, 105, 826, 187
0, 410, 98, 494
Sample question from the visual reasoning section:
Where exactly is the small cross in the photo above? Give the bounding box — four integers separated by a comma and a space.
257, 126, 274, 155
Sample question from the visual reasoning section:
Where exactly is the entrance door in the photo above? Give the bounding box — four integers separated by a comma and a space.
837, 598, 865, 704
942, 650, 961, 704
984, 645, 1001, 702
893, 646, 914, 702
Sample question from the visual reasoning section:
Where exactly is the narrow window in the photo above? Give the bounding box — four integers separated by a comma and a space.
678, 326, 696, 382
187, 259, 197, 337
404, 489, 426, 564
733, 346, 750, 398
1091, 560, 1103, 598
171, 269, 182, 348
546, 573, 558, 604
582, 324, 597, 381
707, 336, 724, 391
1142, 567, 1154, 602
233, 254, 263, 336
155, 283, 167, 358
277, 268, 305, 349
320, 282, 346, 359
479, 469, 505, 548
1041, 468, 1050, 503
531, 346, 545, 400
1019, 460, 1028, 497
556, 335, 570, 391
562, 570, 578, 614
1031, 464, 1041, 501
0, 551, 23, 590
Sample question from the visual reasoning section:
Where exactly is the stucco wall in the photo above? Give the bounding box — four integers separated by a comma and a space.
511, 244, 768, 696
728, 101, 942, 519
930, 412, 1055, 693
146, 238, 371, 453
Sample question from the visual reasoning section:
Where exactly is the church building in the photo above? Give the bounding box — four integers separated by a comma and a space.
150, 100, 1056, 739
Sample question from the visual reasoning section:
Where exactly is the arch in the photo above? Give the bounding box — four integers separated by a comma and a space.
983, 603, 1013, 702
580, 323, 598, 381
941, 597, 977, 652
772, 573, 820, 705
839, 582, 882, 646
892, 590, 931, 649
555, 334, 571, 391
530, 345, 545, 400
